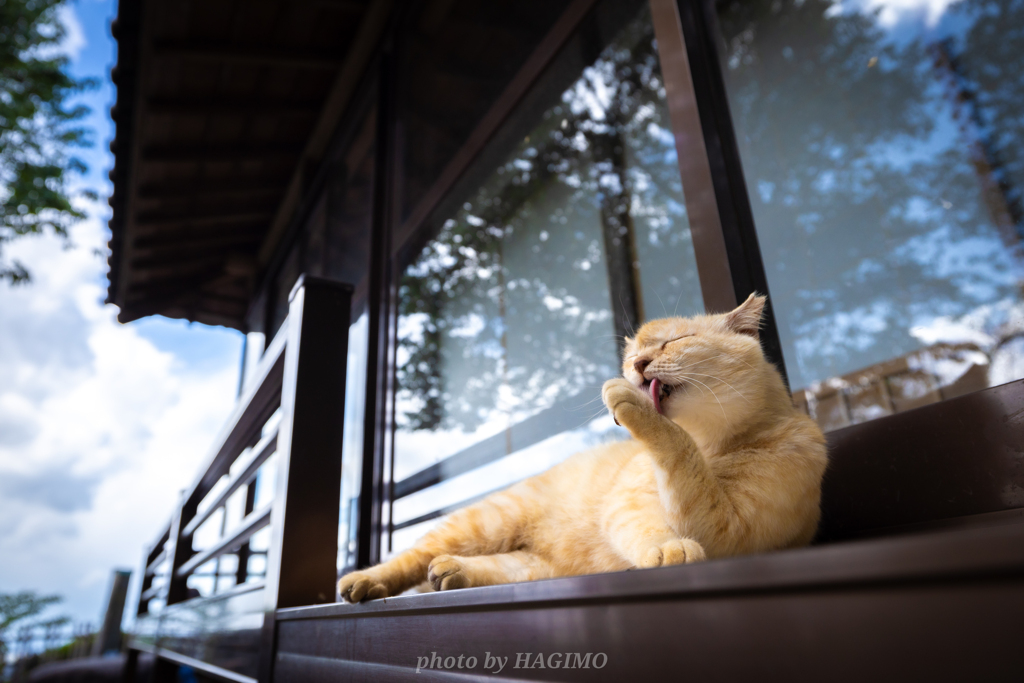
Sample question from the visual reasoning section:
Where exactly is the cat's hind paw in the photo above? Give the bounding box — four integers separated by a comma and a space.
338, 571, 388, 603
639, 538, 706, 568
428, 555, 470, 592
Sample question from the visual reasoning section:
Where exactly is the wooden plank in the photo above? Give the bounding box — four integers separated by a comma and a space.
281, 521, 1024, 621
275, 523, 1024, 681
176, 504, 273, 579
137, 182, 286, 201
135, 211, 273, 230
152, 42, 343, 69
276, 581, 1024, 682
819, 376, 1024, 541
146, 99, 321, 116
182, 430, 279, 538
141, 144, 302, 164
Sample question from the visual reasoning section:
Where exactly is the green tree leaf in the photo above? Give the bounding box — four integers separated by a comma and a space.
1, 0, 96, 285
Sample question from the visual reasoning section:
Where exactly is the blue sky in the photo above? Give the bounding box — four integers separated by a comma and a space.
0, 0, 243, 631
65, 0, 244, 374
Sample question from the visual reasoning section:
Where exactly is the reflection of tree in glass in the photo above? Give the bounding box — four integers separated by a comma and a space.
717, 0, 1024, 390
397, 12, 680, 433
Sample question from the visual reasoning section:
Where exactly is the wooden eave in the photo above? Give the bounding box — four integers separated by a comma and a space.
106, 0, 390, 329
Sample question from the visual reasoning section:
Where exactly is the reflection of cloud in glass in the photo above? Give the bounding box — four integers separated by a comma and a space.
718, 0, 1024, 395
390, 3, 703, 526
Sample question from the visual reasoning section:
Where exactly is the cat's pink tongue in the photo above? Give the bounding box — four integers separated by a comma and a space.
650, 378, 662, 414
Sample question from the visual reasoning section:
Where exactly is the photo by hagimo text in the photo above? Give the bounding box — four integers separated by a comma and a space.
338, 295, 828, 601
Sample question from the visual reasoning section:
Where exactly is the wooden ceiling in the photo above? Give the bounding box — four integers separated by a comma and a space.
107, 0, 388, 329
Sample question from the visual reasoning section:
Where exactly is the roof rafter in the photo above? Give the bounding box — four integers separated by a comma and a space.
152, 42, 344, 69
141, 143, 303, 164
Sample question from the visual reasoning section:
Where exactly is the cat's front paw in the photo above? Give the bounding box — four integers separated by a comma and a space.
338, 570, 388, 603
602, 378, 656, 430
638, 538, 706, 568
428, 555, 471, 591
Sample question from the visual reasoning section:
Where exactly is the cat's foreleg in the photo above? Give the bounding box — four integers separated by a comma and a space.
427, 551, 557, 591
601, 480, 706, 568
602, 378, 737, 546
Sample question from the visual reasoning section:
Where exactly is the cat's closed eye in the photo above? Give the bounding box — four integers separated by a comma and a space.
660, 334, 693, 349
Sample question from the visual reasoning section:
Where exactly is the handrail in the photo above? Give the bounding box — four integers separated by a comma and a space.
183, 429, 279, 538
180, 329, 288, 514
145, 549, 167, 575
176, 504, 273, 579
130, 276, 353, 683
140, 584, 165, 603
146, 526, 171, 565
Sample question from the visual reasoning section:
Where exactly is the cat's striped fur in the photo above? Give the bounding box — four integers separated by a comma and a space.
338, 294, 827, 602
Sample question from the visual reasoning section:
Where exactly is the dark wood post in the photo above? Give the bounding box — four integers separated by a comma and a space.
164, 496, 194, 605
257, 275, 352, 683
93, 570, 132, 656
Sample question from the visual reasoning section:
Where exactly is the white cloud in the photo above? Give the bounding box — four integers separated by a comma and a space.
0, 208, 240, 625
859, 0, 962, 27
58, 4, 87, 61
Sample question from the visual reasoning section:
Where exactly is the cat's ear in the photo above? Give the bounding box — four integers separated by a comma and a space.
723, 293, 766, 339
622, 336, 635, 357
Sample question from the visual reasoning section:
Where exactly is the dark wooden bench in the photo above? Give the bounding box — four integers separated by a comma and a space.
127, 277, 1024, 683
269, 380, 1024, 682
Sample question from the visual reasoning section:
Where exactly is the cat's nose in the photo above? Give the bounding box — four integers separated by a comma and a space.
634, 358, 651, 376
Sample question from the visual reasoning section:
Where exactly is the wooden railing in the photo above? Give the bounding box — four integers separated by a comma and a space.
127, 275, 352, 683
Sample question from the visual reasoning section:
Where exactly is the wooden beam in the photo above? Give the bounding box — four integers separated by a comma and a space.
130, 236, 262, 264
128, 255, 228, 281
311, 0, 365, 9
141, 144, 302, 164
137, 182, 285, 201
146, 98, 321, 116
134, 210, 272, 230
132, 223, 264, 246
152, 42, 343, 69
257, 0, 394, 266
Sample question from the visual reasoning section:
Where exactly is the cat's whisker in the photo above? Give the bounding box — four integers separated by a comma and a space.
567, 395, 608, 411
577, 404, 613, 428
674, 354, 729, 372
677, 375, 727, 419
674, 377, 707, 398
681, 373, 754, 405
617, 293, 637, 337
653, 289, 668, 318
675, 353, 756, 372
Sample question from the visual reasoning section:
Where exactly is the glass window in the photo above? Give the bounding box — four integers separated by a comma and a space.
397, 0, 575, 223
390, 0, 703, 553
715, 0, 1024, 431
338, 307, 368, 574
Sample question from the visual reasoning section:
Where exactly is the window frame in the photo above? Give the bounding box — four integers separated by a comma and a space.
348, 0, 1024, 567
352, 0, 785, 563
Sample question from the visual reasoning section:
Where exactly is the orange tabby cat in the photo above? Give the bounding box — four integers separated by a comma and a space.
338, 294, 827, 602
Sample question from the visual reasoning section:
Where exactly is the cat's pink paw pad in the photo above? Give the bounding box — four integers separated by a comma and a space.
428, 555, 470, 591
338, 571, 387, 603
